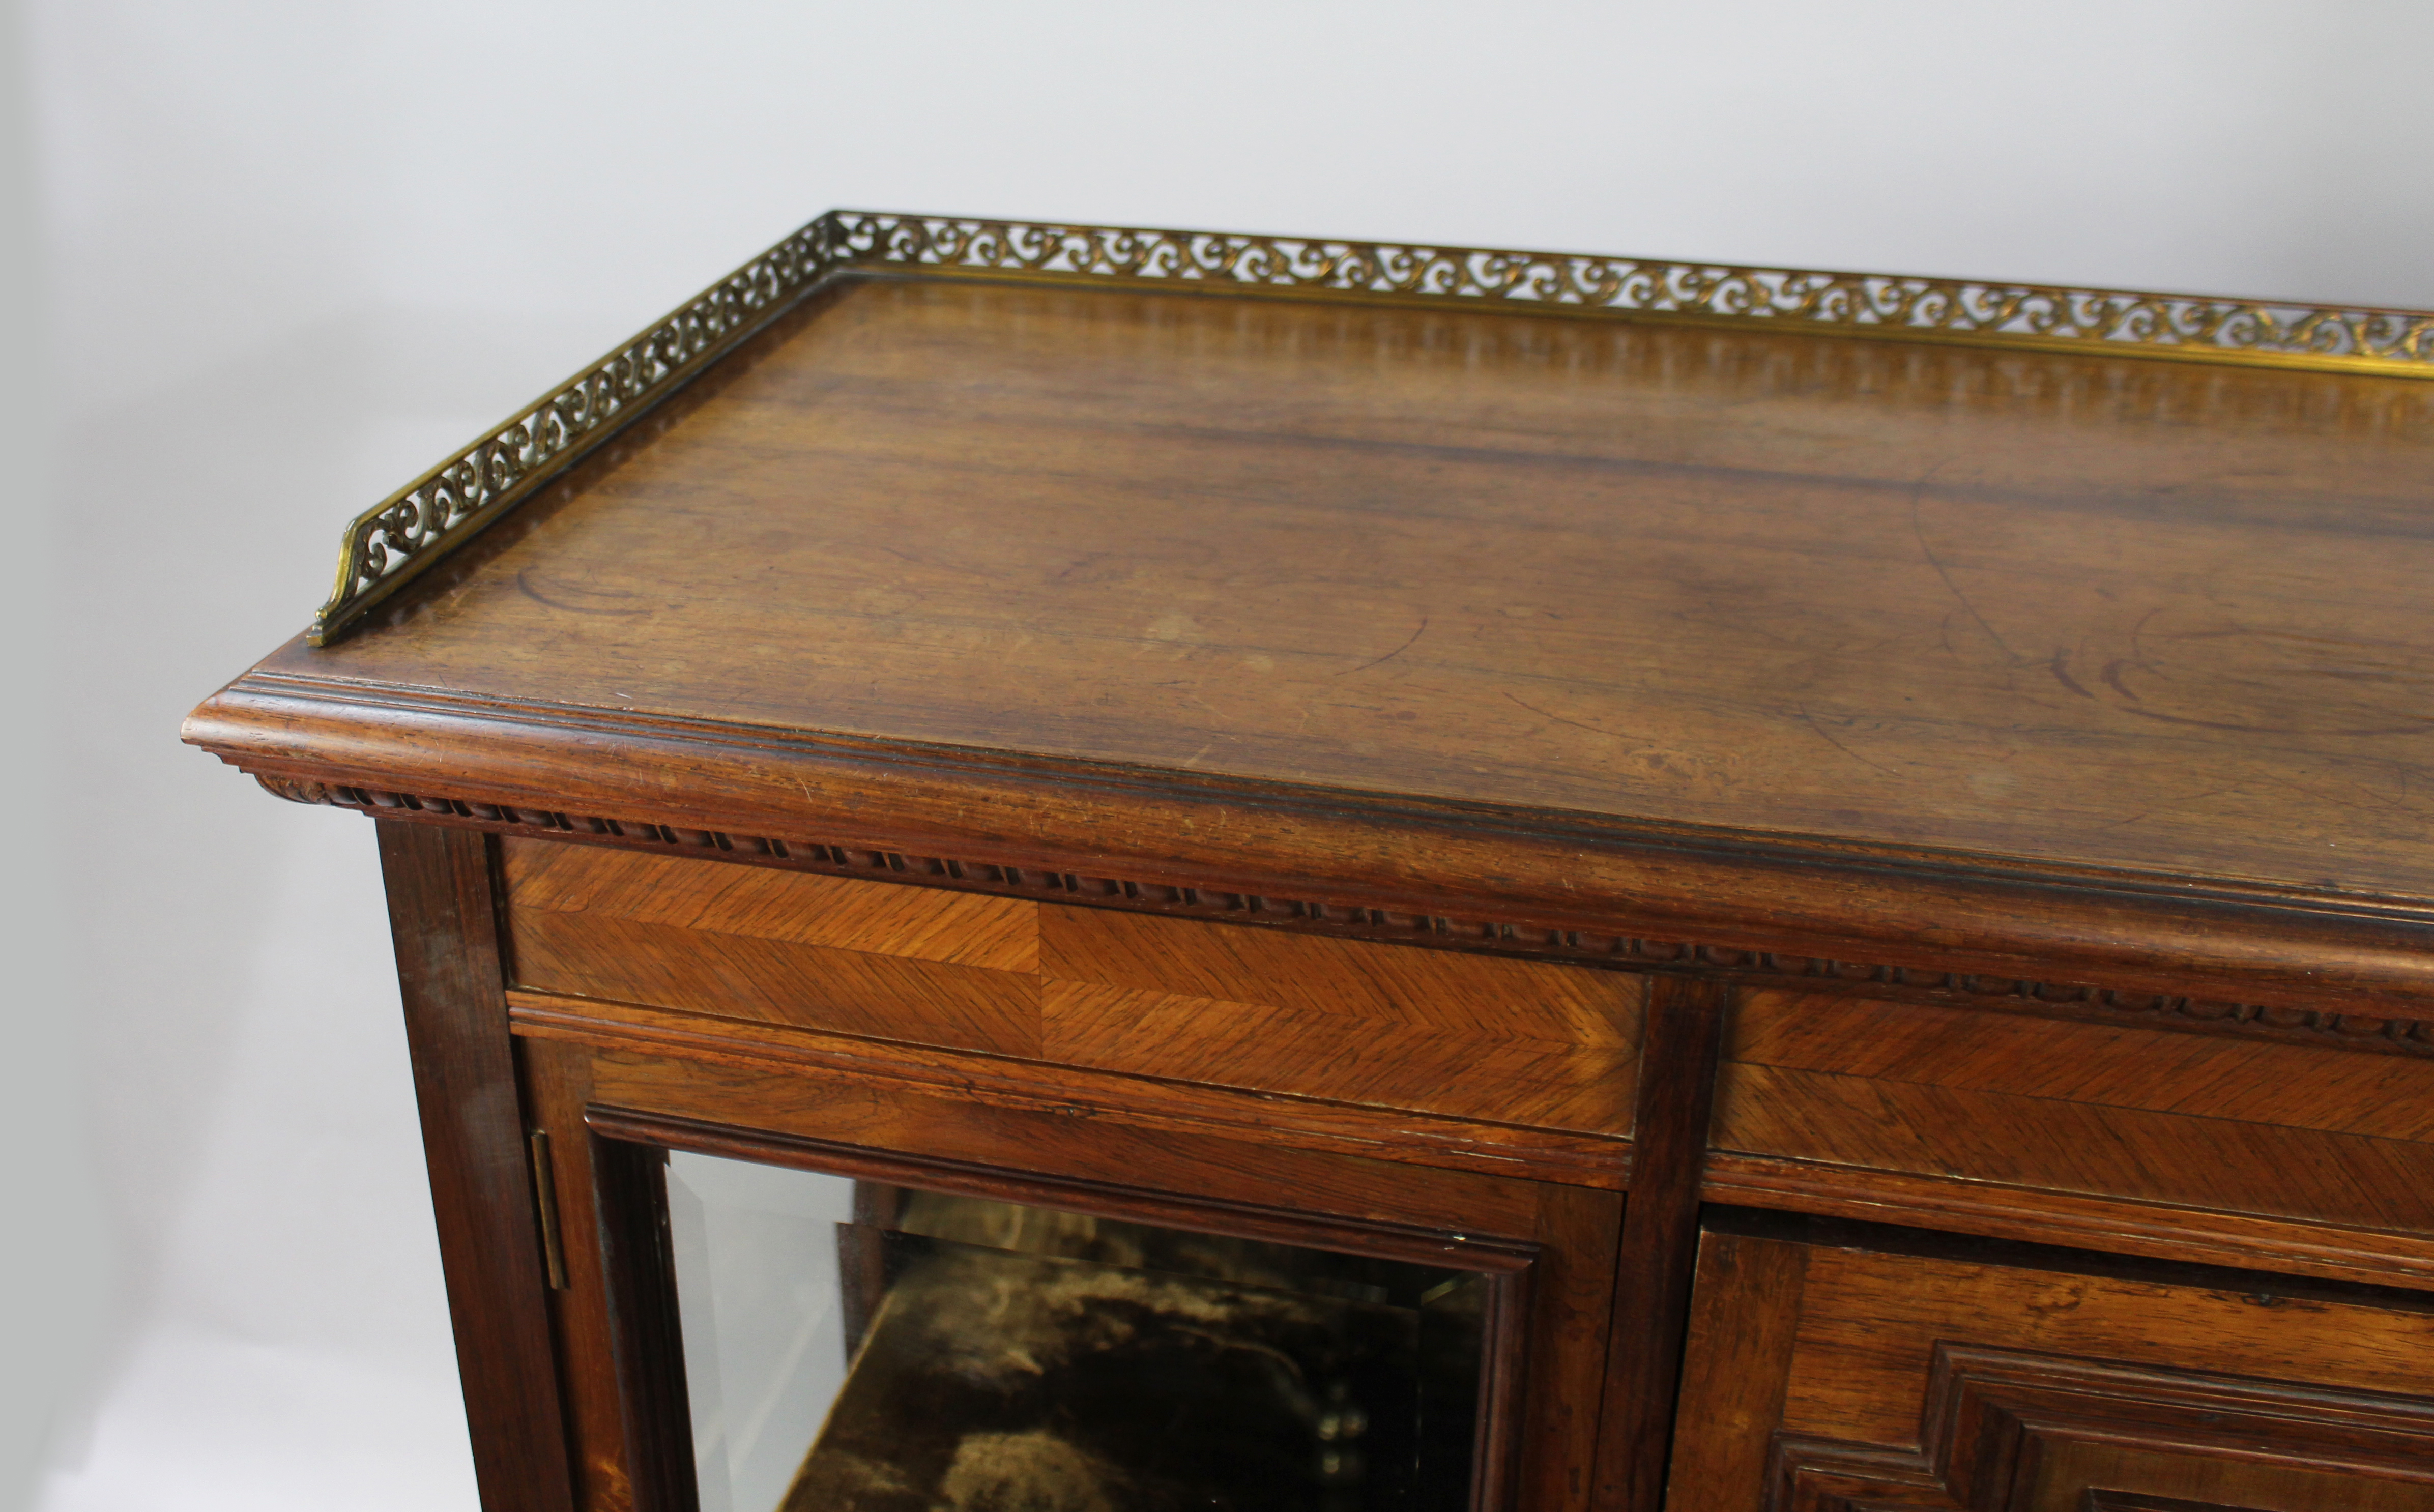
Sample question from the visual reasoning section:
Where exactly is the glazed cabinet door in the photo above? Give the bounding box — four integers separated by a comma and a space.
1663, 1211, 2434, 1511
521, 1035, 1624, 1512
484, 833, 1656, 1512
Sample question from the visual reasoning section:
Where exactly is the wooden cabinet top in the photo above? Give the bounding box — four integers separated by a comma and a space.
186, 213, 2434, 1015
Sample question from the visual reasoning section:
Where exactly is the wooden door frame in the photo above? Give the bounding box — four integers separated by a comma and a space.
579, 1106, 1545, 1512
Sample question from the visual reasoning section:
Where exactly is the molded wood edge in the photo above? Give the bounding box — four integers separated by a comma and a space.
1705, 1152, 2434, 1294
505, 990, 1634, 1188
186, 675, 2434, 1019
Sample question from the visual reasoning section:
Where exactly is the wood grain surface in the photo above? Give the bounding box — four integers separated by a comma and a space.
232, 275, 2434, 901
187, 254, 2434, 1512
1712, 990, 2434, 1236
1594, 977, 1731, 1512
376, 822, 577, 1512
1703, 1150, 2434, 1295
1668, 1218, 2434, 1511
503, 837, 1645, 1138
519, 1039, 634, 1512
510, 987, 1633, 1186
1660, 1231, 1807, 1503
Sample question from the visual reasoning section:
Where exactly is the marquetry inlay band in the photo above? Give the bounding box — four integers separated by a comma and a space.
255, 775, 2434, 1057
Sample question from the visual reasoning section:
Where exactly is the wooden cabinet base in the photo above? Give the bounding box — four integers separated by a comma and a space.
1669, 1211, 2434, 1512
185, 210, 2434, 1511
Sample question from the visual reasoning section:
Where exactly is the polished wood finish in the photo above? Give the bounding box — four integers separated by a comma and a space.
1667, 1214, 2434, 1511
188, 233, 2434, 1511
591, 1046, 1544, 1236
510, 985, 1631, 1185
504, 837, 1038, 971
1713, 988, 2434, 1235
520, 1039, 634, 1512
253, 775, 2434, 1055
1596, 978, 1731, 1512
376, 822, 577, 1512
1705, 984, 2434, 1292
188, 275, 2434, 1013
1663, 1228, 1807, 1501
504, 837, 1645, 1139
586, 1136, 693, 1512
235, 281, 2434, 893
1703, 1149, 2434, 1294
1038, 904, 1641, 1131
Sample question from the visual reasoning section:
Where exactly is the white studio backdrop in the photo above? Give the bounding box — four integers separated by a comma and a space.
10, 2, 2433, 1508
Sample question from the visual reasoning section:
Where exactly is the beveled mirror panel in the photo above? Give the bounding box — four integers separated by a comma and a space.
664, 1150, 1499, 1512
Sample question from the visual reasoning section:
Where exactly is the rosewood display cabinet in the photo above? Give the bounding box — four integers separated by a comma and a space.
186, 212, 2434, 1512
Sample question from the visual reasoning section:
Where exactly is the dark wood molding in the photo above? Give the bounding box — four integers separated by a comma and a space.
587, 1104, 1541, 1273
1703, 1152, 2434, 1294
1661, 1227, 1808, 1504
263, 772, 2434, 1059
1703, 1205, 2434, 1315
586, 1137, 697, 1512
518, 1039, 638, 1512
1769, 1341, 2434, 1510
189, 673, 2434, 1026
510, 989, 1632, 1188
375, 821, 578, 1512
1593, 976, 1733, 1512
1764, 1439, 1948, 1511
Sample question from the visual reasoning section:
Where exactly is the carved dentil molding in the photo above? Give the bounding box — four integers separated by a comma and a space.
253, 774, 2434, 1058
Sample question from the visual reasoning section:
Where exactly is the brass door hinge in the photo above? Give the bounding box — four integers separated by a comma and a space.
528, 1129, 570, 1291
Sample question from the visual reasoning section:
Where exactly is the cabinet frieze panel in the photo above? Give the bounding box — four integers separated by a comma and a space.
254, 775, 2434, 1060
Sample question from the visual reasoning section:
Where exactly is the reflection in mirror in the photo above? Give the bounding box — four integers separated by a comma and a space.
666, 1151, 1491, 1512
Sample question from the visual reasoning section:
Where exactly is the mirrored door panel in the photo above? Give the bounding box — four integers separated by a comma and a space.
665, 1153, 859, 1512
665, 1150, 1496, 1512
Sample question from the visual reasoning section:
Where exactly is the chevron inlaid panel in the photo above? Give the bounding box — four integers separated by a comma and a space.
1713, 990, 2434, 1236
499, 837, 1645, 1136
